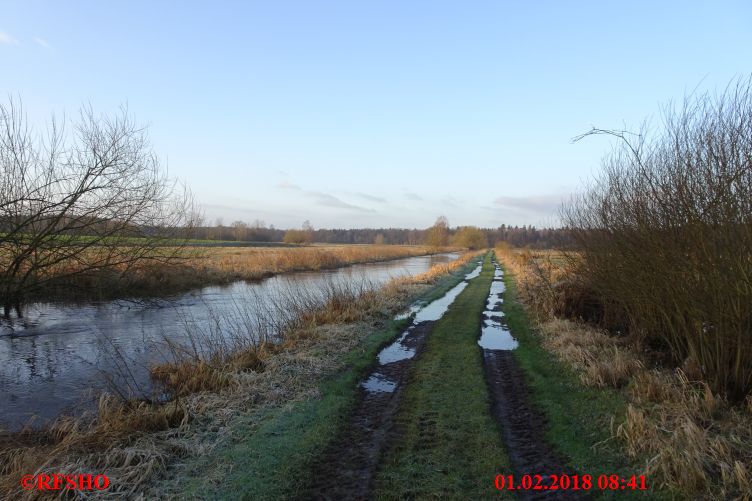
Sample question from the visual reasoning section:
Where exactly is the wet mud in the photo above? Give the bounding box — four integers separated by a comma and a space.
301, 321, 435, 500
483, 350, 589, 500
480, 260, 587, 499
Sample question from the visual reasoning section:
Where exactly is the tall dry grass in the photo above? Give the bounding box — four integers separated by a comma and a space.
535, 318, 752, 499
498, 248, 752, 499
27, 244, 449, 303
494, 244, 571, 322
183, 244, 444, 281
0, 250, 477, 499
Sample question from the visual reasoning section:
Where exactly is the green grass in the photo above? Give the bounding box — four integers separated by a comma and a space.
372, 252, 512, 500
175, 257, 483, 500
181, 322, 403, 500
499, 253, 674, 499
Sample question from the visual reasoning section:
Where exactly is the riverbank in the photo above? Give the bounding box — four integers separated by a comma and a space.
18, 244, 455, 306
0, 251, 481, 499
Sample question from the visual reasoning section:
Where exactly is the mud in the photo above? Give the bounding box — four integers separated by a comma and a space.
482, 349, 589, 500
302, 321, 435, 500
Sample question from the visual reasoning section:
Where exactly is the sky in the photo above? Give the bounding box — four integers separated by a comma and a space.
1, 1, 751, 229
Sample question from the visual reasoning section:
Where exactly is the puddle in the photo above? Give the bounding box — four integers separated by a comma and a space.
464, 264, 483, 280
393, 263, 482, 323
393, 305, 422, 321
364, 261, 484, 395
378, 330, 416, 364
494, 268, 504, 280
361, 372, 397, 393
478, 318, 519, 350
478, 261, 518, 351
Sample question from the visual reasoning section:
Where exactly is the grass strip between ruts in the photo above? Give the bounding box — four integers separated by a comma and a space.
373, 252, 513, 499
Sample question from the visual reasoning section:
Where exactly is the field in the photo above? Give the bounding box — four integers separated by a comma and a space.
7, 244, 449, 304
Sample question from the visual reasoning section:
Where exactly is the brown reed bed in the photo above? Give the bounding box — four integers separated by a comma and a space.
0, 250, 480, 499
36, 244, 453, 302
496, 245, 752, 499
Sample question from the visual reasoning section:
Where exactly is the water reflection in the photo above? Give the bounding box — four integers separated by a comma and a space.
477, 261, 519, 351
0, 252, 458, 430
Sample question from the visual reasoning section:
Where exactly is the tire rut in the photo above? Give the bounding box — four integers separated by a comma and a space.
300, 321, 435, 500
482, 348, 590, 501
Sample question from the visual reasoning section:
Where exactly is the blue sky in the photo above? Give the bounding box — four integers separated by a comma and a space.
2, 1, 751, 229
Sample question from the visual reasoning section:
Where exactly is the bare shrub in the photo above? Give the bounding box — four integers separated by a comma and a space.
0, 99, 198, 317
563, 77, 752, 401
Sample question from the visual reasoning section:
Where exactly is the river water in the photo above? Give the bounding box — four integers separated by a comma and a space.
0, 252, 458, 430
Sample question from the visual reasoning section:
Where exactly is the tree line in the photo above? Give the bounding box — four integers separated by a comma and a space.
192, 219, 573, 248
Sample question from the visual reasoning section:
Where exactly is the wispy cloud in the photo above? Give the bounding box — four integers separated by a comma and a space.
355, 192, 386, 203
307, 192, 376, 212
0, 31, 19, 45
440, 195, 462, 208
493, 194, 566, 214
33, 37, 50, 48
405, 192, 423, 201
276, 181, 301, 190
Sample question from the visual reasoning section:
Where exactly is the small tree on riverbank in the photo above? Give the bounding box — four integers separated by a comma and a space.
0, 100, 198, 318
424, 216, 449, 247
452, 226, 487, 249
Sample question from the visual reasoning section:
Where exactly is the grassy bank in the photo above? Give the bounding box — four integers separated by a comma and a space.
146, 253, 484, 500
498, 247, 752, 499
372, 252, 512, 499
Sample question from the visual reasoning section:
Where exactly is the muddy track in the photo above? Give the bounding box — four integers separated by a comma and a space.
482, 348, 590, 500
301, 321, 435, 501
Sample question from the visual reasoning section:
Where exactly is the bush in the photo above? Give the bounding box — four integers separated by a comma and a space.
563, 77, 752, 401
452, 226, 488, 250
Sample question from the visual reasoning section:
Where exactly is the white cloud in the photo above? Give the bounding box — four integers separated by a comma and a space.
34, 37, 50, 48
0, 31, 19, 45
440, 195, 462, 208
276, 181, 301, 190
355, 192, 387, 203
493, 194, 566, 215
306, 191, 376, 213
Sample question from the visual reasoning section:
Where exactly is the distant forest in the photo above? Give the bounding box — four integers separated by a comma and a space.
193, 223, 572, 249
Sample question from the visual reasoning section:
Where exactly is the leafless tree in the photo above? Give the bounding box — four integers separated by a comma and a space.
0, 99, 199, 317
231, 220, 248, 241
424, 215, 449, 247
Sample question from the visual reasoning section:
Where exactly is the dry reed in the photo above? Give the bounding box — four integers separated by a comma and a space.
506, 266, 752, 499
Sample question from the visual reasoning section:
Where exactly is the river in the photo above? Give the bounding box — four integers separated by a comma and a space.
0, 252, 458, 430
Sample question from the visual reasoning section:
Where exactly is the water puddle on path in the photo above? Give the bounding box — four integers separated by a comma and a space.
478, 261, 518, 351
361, 373, 397, 393
360, 262, 483, 394
310, 261, 483, 498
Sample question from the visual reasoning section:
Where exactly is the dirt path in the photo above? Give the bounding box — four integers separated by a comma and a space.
482, 349, 589, 500
301, 321, 435, 500
302, 255, 588, 500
